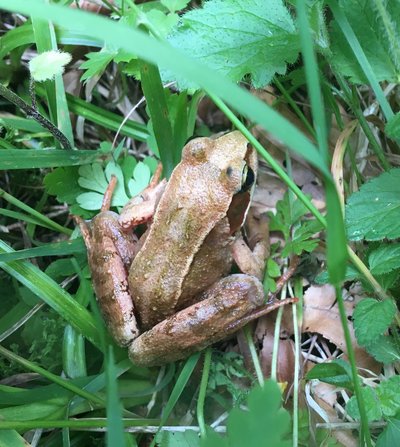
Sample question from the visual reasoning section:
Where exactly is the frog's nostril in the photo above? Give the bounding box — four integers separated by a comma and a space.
226, 166, 233, 177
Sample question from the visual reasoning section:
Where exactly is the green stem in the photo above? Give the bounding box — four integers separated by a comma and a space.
244, 326, 264, 386
334, 285, 372, 447
197, 348, 212, 438
0, 83, 72, 150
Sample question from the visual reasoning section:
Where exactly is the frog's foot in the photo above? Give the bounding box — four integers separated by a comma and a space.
128, 274, 264, 367
119, 179, 167, 230
232, 210, 269, 280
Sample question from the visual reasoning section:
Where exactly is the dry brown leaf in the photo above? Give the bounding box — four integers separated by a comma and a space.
303, 285, 379, 373
310, 382, 358, 447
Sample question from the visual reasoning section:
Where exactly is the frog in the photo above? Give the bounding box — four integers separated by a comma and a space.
77, 131, 271, 366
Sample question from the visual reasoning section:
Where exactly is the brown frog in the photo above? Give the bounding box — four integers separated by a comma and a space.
78, 131, 270, 366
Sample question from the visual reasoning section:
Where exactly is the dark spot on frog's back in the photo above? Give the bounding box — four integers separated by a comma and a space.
226, 166, 233, 177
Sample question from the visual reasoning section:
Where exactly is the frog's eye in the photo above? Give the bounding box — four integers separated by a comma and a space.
240, 164, 255, 192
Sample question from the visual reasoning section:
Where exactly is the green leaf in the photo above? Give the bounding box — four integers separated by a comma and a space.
385, 113, 400, 141
346, 387, 382, 422
128, 162, 151, 197
376, 416, 400, 447
29, 50, 72, 81
161, 0, 190, 13
368, 244, 400, 275
165, 0, 299, 89
80, 48, 117, 81
281, 219, 323, 257
156, 430, 200, 447
306, 359, 353, 390
346, 169, 400, 241
330, 0, 400, 84
315, 265, 360, 284
202, 381, 291, 447
365, 335, 400, 364
353, 298, 397, 346
376, 376, 400, 417
44, 166, 83, 204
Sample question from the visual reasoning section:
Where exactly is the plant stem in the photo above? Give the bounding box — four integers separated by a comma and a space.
197, 348, 212, 438
0, 82, 72, 150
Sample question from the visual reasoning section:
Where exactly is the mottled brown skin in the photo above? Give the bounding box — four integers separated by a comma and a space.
79, 131, 270, 366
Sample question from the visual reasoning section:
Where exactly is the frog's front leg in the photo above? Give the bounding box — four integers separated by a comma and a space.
129, 274, 265, 366
232, 209, 270, 279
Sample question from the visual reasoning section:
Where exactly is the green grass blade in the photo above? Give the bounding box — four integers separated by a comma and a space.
105, 347, 126, 447
149, 353, 201, 447
0, 148, 106, 169
140, 62, 175, 177
65, 92, 148, 142
327, 0, 394, 121
0, 239, 101, 348
296, 0, 347, 284
0, 345, 105, 407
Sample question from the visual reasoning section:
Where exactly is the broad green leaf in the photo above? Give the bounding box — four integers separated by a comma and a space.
165, 0, 299, 89
385, 113, 400, 141
128, 162, 151, 197
346, 387, 382, 422
368, 244, 400, 275
306, 359, 353, 390
330, 0, 400, 84
161, 0, 190, 13
156, 430, 200, 447
365, 335, 400, 364
0, 429, 27, 447
376, 416, 400, 447
44, 166, 83, 204
29, 50, 72, 81
203, 381, 291, 447
376, 376, 400, 417
353, 298, 396, 347
346, 169, 400, 241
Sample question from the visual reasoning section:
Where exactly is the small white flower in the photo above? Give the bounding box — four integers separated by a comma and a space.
29, 50, 72, 82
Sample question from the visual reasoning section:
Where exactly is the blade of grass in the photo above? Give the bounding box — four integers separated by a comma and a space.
64, 92, 148, 142
0, 345, 106, 407
327, 0, 394, 121
0, 148, 105, 169
106, 346, 126, 447
297, 1, 371, 445
0, 188, 71, 235
149, 353, 201, 447
296, 0, 347, 285
140, 62, 175, 177
0, 238, 86, 262
0, 239, 101, 348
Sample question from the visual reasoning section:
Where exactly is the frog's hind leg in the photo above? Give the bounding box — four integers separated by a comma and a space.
129, 274, 265, 366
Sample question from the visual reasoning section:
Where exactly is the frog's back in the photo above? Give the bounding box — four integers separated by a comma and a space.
129, 133, 248, 329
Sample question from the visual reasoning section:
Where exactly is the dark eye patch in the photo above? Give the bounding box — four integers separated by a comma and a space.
226, 166, 233, 177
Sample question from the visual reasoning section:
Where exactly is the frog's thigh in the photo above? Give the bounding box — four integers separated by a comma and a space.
129, 274, 264, 366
